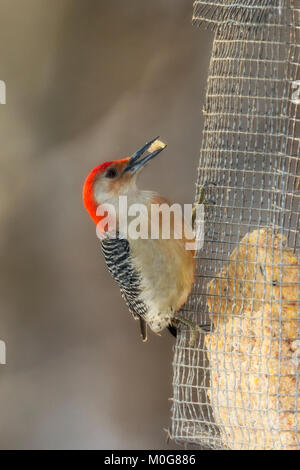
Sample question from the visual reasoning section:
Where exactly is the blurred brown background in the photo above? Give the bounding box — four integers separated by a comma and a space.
0, 0, 212, 449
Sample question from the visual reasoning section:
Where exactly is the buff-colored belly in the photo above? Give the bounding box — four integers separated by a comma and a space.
129, 237, 195, 333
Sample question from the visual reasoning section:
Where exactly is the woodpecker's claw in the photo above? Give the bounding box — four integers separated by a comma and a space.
198, 323, 212, 333
174, 316, 212, 347
192, 181, 217, 229
197, 181, 217, 205
202, 181, 217, 189
123, 137, 167, 175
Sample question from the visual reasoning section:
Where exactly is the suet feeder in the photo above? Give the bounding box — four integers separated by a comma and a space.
170, 0, 300, 450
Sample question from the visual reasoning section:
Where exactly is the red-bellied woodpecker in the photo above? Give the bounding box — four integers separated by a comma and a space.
83, 138, 207, 341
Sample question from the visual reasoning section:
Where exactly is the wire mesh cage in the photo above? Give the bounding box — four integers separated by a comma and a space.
171, 0, 300, 450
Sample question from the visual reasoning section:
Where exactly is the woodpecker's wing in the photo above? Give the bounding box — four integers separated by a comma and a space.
100, 235, 148, 341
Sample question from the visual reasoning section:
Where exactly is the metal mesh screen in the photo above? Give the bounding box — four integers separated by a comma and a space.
170, 0, 300, 450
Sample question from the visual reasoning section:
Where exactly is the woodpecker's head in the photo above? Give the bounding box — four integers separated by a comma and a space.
83, 137, 166, 224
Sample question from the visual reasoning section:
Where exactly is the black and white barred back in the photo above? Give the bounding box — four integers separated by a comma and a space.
100, 234, 149, 337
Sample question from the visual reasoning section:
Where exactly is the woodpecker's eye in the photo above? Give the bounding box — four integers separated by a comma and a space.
105, 168, 117, 179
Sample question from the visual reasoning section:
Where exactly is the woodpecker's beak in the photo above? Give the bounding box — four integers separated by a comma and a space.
123, 137, 166, 175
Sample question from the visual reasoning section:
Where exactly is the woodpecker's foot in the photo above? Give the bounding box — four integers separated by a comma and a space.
174, 316, 211, 347
198, 181, 217, 206
192, 181, 216, 229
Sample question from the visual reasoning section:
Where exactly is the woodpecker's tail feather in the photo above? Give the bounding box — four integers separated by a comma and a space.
139, 318, 148, 342
167, 324, 177, 338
